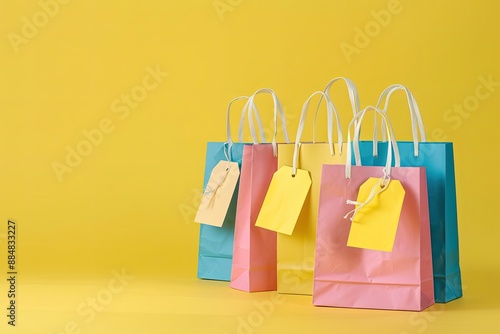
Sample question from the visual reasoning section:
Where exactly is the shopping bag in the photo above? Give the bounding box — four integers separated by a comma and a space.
314, 106, 435, 311
257, 77, 358, 295
230, 89, 290, 292
355, 84, 462, 302
197, 96, 267, 281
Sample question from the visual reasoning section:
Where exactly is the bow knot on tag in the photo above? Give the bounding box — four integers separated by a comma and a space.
203, 161, 233, 197
344, 172, 391, 221
195, 160, 240, 227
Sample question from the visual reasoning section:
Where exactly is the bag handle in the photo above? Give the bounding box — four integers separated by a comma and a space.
245, 88, 291, 156
292, 91, 343, 176
374, 84, 426, 157
346, 106, 400, 180
312, 77, 361, 142
225, 96, 266, 161
351, 105, 401, 168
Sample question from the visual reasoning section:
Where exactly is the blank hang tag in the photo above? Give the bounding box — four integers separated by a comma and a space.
194, 161, 240, 227
347, 177, 405, 252
255, 166, 312, 235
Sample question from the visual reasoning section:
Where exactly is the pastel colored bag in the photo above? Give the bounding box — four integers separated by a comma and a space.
257, 77, 359, 295
230, 89, 290, 292
355, 84, 462, 302
197, 96, 267, 281
314, 106, 435, 311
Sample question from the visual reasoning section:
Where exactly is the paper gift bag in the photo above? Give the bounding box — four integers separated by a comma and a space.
197, 142, 244, 281
314, 106, 434, 311
257, 77, 359, 295
197, 96, 268, 281
354, 84, 462, 302
230, 89, 290, 292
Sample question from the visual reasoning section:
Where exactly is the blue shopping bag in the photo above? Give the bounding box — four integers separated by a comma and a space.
197, 141, 246, 281
353, 85, 462, 302
197, 90, 285, 281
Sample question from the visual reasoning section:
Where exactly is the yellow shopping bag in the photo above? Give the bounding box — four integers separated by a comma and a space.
275, 142, 345, 295
256, 77, 359, 295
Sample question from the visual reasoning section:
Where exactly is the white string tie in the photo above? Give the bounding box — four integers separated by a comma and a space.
343, 171, 391, 221
203, 162, 232, 199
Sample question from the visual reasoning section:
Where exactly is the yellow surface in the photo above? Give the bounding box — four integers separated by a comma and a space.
0, 0, 499, 333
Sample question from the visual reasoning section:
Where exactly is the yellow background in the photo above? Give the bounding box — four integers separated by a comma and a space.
0, 0, 499, 333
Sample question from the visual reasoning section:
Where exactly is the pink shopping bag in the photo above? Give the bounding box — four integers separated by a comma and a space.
313, 106, 434, 311
230, 89, 289, 292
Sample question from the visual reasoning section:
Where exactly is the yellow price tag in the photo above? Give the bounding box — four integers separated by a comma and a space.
347, 177, 405, 252
255, 166, 312, 235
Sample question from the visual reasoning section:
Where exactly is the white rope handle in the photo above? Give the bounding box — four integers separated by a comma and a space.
312, 77, 361, 142
346, 106, 399, 179
225, 96, 266, 161
237, 98, 267, 144
374, 84, 426, 157
244, 88, 291, 156
351, 105, 401, 167
292, 91, 342, 176
344, 107, 398, 221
